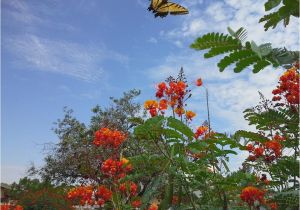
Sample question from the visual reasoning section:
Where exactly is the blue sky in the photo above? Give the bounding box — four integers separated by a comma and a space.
1, 0, 299, 183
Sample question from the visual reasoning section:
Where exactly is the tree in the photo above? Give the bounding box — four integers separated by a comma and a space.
36, 89, 142, 185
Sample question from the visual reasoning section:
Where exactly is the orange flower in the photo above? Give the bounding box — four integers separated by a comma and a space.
148, 203, 158, 210
240, 186, 265, 206
175, 107, 185, 116
254, 146, 264, 157
159, 99, 168, 110
101, 158, 130, 178
265, 140, 282, 157
14, 206, 23, 210
93, 128, 127, 148
269, 202, 278, 210
130, 182, 138, 196
132, 199, 142, 208
119, 183, 127, 193
185, 110, 196, 120
96, 185, 112, 201
120, 157, 129, 165
67, 186, 94, 205
194, 126, 208, 139
196, 78, 203, 86
144, 100, 159, 110
149, 108, 158, 117
144, 100, 159, 117
246, 144, 254, 152
272, 67, 299, 105
273, 134, 285, 141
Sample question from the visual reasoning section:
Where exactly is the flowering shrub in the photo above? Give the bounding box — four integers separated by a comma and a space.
0, 204, 23, 210
246, 134, 284, 162
93, 127, 127, 148
64, 68, 298, 209
240, 186, 265, 207
272, 65, 299, 106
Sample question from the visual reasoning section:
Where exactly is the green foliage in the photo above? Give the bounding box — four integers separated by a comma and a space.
9, 177, 72, 210
190, 27, 299, 73
37, 90, 142, 184
235, 130, 269, 145
260, 0, 299, 31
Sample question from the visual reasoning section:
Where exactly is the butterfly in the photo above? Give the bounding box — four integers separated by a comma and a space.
148, 0, 189, 18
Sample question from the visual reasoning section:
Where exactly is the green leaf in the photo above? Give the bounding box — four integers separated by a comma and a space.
167, 117, 194, 140
221, 159, 230, 172
264, 0, 282, 11
252, 60, 271, 73
141, 176, 164, 209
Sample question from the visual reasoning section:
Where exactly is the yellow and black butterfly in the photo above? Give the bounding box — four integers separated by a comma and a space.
148, 0, 189, 18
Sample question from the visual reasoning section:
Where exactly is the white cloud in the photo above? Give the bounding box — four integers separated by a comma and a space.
148, 37, 158, 44
4, 35, 128, 82
161, 0, 299, 50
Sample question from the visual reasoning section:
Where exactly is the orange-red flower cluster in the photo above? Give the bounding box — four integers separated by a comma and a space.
196, 78, 203, 87
131, 199, 142, 208
67, 186, 94, 206
95, 185, 113, 203
119, 181, 138, 196
145, 76, 202, 120
268, 202, 278, 210
194, 126, 208, 139
0, 205, 23, 210
93, 127, 127, 149
240, 186, 265, 206
246, 134, 284, 162
101, 158, 132, 179
148, 203, 159, 210
67, 185, 113, 206
185, 110, 196, 120
144, 100, 159, 117
272, 67, 299, 105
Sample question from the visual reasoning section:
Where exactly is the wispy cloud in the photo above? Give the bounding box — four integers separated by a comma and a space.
161, 0, 299, 50
145, 51, 282, 133
5, 35, 128, 82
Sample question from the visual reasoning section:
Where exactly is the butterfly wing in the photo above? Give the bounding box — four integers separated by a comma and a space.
148, 0, 168, 11
155, 2, 188, 17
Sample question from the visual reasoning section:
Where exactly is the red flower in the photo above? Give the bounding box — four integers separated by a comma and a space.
248, 155, 256, 161
97, 199, 105, 206
159, 99, 168, 111
132, 199, 142, 208
130, 182, 138, 196
144, 100, 159, 117
101, 158, 132, 178
269, 202, 278, 210
254, 146, 264, 157
148, 203, 158, 210
265, 140, 282, 157
185, 110, 196, 120
172, 195, 179, 205
93, 128, 127, 148
196, 78, 203, 87
96, 185, 112, 201
194, 126, 208, 139
175, 107, 185, 116
272, 67, 299, 105
246, 144, 254, 152
119, 183, 127, 193
273, 134, 285, 141
240, 186, 265, 206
